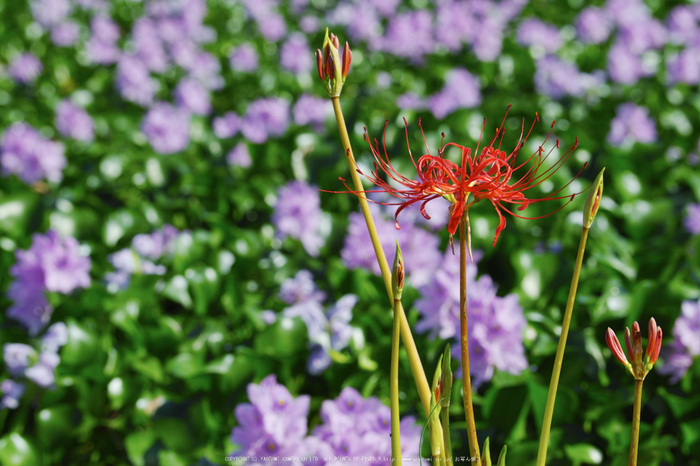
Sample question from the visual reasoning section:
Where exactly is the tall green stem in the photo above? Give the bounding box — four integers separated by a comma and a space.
391, 296, 403, 466
535, 227, 590, 466
629, 379, 643, 466
459, 215, 480, 463
440, 406, 454, 466
330, 96, 431, 418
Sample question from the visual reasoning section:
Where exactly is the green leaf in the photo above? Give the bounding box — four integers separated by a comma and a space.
564, 443, 603, 464
496, 444, 508, 466
0, 433, 40, 466
0, 194, 38, 237
167, 353, 202, 379
124, 430, 155, 466
162, 275, 192, 309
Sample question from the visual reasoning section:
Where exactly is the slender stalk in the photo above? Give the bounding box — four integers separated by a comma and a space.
440, 407, 454, 466
330, 96, 431, 418
459, 215, 480, 463
629, 379, 643, 466
391, 296, 403, 466
535, 227, 590, 466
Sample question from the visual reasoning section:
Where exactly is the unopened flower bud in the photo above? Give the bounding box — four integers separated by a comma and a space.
392, 240, 404, 300
316, 28, 350, 98
440, 344, 452, 408
607, 318, 663, 380
583, 168, 604, 229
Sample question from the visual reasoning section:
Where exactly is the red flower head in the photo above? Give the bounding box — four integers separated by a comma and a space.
336, 105, 588, 248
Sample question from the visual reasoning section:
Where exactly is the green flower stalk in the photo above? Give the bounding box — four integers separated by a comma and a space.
429, 357, 447, 465
318, 30, 432, 419
391, 241, 404, 466
535, 168, 605, 466
606, 318, 663, 466
439, 345, 454, 466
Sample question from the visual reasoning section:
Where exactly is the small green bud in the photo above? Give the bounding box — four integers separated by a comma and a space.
583, 168, 605, 229
315, 28, 352, 98
392, 239, 404, 300
496, 444, 508, 466
439, 344, 452, 408
483, 437, 492, 466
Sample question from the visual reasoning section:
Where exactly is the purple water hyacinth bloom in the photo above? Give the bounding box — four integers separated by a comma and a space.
169, 40, 198, 68
51, 21, 80, 47
535, 55, 591, 99
25, 351, 60, 388
684, 203, 700, 234
659, 299, 700, 382
258, 14, 287, 42
1, 123, 66, 184
226, 143, 252, 168
213, 112, 241, 139
293, 94, 331, 128
55, 100, 95, 142
667, 6, 698, 45
229, 44, 259, 72
142, 103, 191, 154
607, 42, 647, 85
91, 16, 120, 43
607, 103, 657, 147
231, 374, 310, 459
240, 98, 290, 144
4, 344, 36, 377
397, 92, 427, 111
428, 68, 481, 119
0, 380, 26, 410
8, 53, 43, 84
280, 33, 313, 74
618, 18, 666, 55
381, 10, 434, 60
434, 1, 477, 51
30, 0, 71, 28
517, 18, 562, 53
272, 180, 325, 257
576, 7, 613, 44
132, 224, 178, 260
299, 15, 319, 34
668, 48, 700, 85
6, 281, 52, 336
174, 78, 211, 115
42, 322, 68, 353
342, 202, 442, 287
186, 52, 224, 90
472, 18, 504, 62
86, 16, 121, 65
116, 55, 155, 106
279, 270, 326, 305
132, 18, 169, 73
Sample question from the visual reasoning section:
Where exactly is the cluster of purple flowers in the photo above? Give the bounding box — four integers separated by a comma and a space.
659, 299, 700, 383
607, 103, 657, 147
231, 375, 421, 464
266, 270, 357, 375
55, 100, 95, 142
272, 180, 327, 257
684, 203, 700, 235
8, 53, 43, 84
7, 231, 91, 335
342, 198, 448, 288
414, 250, 527, 388
1, 123, 66, 184
105, 225, 184, 292
1, 322, 68, 409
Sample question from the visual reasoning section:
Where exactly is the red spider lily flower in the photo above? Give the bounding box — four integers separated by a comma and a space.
334, 105, 588, 248
605, 318, 663, 380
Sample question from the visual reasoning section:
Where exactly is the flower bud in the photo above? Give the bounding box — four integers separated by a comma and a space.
392, 240, 404, 300
440, 344, 452, 408
583, 167, 604, 229
316, 28, 350, 98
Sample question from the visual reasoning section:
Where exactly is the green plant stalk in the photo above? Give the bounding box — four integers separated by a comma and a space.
391, 296, 403, 466
331, 96, 431, 418
535, 226, 590, 466
459, 214, 480, 463
629, 379, 643, 466
440, 406, 454, 466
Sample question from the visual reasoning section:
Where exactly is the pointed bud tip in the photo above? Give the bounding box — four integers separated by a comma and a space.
583, 167, 605, 229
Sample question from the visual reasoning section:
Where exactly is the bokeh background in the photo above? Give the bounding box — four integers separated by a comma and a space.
1, 0, 700, 464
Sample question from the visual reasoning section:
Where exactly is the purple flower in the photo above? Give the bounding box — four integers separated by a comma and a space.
132, 225, 178, 260
517, 18, 562, 53
293, 94, 331, 128
414, 249, 527, 388
684, 203, 700, 235
472, 18, 504, 62
6, 281, 52, 336
87, 16, 121, 65
142, 102, 191, 154
226, 143, 252, 168
434, 1, 477, 51
30, 0, 71, 28
659, 299, 700, 383
667, 6, 698, 45
132, 18, 169, 73
258, 14, 287, 42
51, 21, 80, 47
25, 351, 60, 388
607, 42, 647, 85
240, 98, 290, 144
280, 33, 313, 74
186, 52, 224, 90
576, 8, 613, 44
231, 375, 310, 458
618, 19, 666, 55
8, 53, 43, 84
116, 55, 156, 106
55, 100, 94, 142
42, 322, 68, 353
535, 55, 602, 99
174, 78, 211, 116
397, 92, 427, 111
607, 103, 657, 147
213, 112, 241, 139
428, 68, 481, 119
0, 380, 26, 410
381, 10, 434, 60
1, 123, 66, 184
668, 48, 700, 85
4, 344, 36, 377
279, 270, 326, 306
272, 180, 325, 257
229, 44, 259, 72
